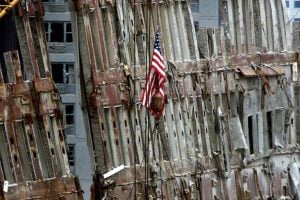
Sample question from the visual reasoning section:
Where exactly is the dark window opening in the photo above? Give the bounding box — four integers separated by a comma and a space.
66, 105, 73, 114
59, 131, 64, 141
50, 23, 64, 42
51, 63, 64, 83
295, 1, 300, 7
44, 22, 73, 43
29, 134, 34, 142
286, 0, 289, 7
283, 186, 288, 196
194, 21, 199, 32
64, 104, 75, 135
66, 23, 73, 42
62, 147, 65, 154
51, 63, 75, 94
248, 116, 254, 154
32, 151, 37, 158
9, 137, 14, 145
44, 23, 49, 42
267, 111, 273, 149
66, 105, 74, 125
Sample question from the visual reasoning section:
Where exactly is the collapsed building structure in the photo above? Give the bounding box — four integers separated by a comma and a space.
0, 0, 83, 199
70, 0, 300, 199
0, 0, 300, 199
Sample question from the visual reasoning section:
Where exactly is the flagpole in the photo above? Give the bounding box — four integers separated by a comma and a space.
139, 0, 166, 198
145, 0, 152, 198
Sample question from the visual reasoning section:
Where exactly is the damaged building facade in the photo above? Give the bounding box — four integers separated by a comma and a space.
0, 0, 300, 199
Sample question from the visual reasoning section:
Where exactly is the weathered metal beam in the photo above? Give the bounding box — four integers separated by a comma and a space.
71, 0, 300, 199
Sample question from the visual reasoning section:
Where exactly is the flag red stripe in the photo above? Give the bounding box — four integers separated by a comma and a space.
141, 71, 156, 107
140, 32, 166, 119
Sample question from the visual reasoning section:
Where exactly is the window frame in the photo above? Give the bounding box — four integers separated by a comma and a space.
67, 144, 75, 174
51, 62, 76, 94
44, 22, 73, 43
64, 103, 75, 135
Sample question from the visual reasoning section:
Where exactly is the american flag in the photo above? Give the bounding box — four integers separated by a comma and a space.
140, 31, 166, 118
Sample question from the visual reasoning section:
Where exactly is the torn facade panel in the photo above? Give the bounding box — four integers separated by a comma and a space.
0, 1, 83, 199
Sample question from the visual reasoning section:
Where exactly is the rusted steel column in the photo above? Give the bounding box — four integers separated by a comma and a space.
21, 15, 41, 79
43, 115, 64, 176
80, 7, 100, 84
181, 1, 199, 60
134, 2, 147, 65
280, 0, 292, 50
5, 121, 24, 183
3, 52, 17, 83
226, 0, 237, 55
97, 107, 113, 170
90, 0, 110, 71
116, 0, 132, 66
116, 106, 133, 165
235, 0, 246, 54
163, 101, 180, 160
167, 1, 182, 61
34, 16, 52, 77
254, 0, 268, 52
207, 28, 218, 57
265, 0, 274, 52
174, 2, 190, 60
105, 107, 123, 167
130, 105, 144, 163
276, 0, 287, 51
6, 51, 44, 180
101, 3, 120, 68
244, 0, 256, 54
270, 0, 280, 52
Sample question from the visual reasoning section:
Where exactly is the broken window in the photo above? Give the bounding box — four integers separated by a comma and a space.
266, 111, 273, 149
248, 116, 254, 154
64, 104, 75, 135
67, 144, 75, 174
44, 22, 73, 43
51, 63, 75, 94
65, 23, 72, 42
274, 109, 284, 148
